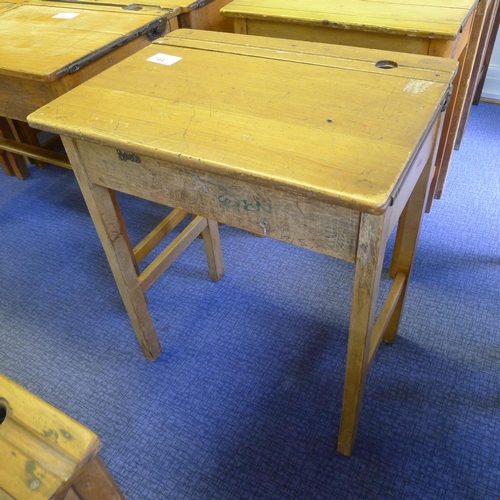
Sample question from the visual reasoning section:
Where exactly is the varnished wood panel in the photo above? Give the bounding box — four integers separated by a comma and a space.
28, 31, 457, 215
221, 0, 477, 39
75, 139, 361, 261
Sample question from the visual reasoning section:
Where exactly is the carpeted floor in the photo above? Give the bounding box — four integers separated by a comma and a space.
1, 103, 499, 499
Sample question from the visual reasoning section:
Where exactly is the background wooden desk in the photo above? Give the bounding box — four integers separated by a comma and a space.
0, 1, 175, 179
29, 0, 234, 32
0, 374, 124, 500
220, 0, 487, 206
29, 30, 456, 455
457, 0, 500, 145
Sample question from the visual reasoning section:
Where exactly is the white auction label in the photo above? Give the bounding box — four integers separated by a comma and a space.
53, 12, 80, 19
147, 53, 182, 66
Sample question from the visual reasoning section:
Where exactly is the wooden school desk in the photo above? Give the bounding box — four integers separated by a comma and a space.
32, 0, 234, 32
456, 0, 500, 146
220, 0, 483, 204
0, 0, 178, 179
28, 30, 457, 455
0, 374, 124, 499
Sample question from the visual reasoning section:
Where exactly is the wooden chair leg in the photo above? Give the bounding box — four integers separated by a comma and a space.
66, 455, 125, 500
62, 137, 162, 360
337, 213, 387, 456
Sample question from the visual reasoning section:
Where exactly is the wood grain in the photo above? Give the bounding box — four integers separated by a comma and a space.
221, 0, 477, 38
28, 31, 457, 215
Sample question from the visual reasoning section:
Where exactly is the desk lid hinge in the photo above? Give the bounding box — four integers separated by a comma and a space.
54, 17, 167, 78
441, 84, 453, 112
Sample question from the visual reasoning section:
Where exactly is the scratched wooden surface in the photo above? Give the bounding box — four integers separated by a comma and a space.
0, 2, 171, 121
0, 3, 169, 81
220, 0, 478, 39
22, 0, 181, 15
29, 0, 232, 31
29, 30, 457, 215
0, 374, 100, 499
72, 138, 361, 261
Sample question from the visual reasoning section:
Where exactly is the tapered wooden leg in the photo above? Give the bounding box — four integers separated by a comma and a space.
385, 158, 434, 344
62, 137, 161, 360
337, 213, 387, 456
67, 456, 125, 500
201, 218, 225, 281
387, 112, 444, 339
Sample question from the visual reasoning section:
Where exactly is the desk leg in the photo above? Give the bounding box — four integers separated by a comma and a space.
202, 219, 225, 281
0, 117, 30, 179
0, 149, 15, 176
66, 455, 125, 500
337, 213, 387, 456
62, 137, 162, 361
14, 120, 48, 170
385, 158, 433, 344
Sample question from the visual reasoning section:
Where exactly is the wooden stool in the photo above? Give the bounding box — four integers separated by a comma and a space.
0, 374, 124, 500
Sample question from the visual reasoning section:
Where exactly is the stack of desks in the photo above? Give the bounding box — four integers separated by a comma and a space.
220, 0, 493, 206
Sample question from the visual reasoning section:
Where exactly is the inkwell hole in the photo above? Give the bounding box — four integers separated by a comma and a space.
375, 60, 398, 69
0, 402, 7, 425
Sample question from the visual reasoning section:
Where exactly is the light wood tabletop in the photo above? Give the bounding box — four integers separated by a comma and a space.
220, 0, 488, 207
0, 0, 175, 178
0, 374, 124, 499
26, 0, 234, 31
28, 29, 457, 455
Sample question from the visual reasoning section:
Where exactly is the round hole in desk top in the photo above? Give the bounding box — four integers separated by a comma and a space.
123, 4, 143, 10
375, 60, 399, 69
0, 399, 8, 425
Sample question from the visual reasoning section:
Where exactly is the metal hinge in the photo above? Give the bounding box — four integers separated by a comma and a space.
55, 17, 167, 78
441, 84, 453, 112
188, 0, 213, 9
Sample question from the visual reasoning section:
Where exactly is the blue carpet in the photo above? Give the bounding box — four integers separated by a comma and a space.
1, 103, 499, 499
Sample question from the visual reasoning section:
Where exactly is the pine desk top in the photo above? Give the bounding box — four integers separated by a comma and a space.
221, 0, 478, 40
0, 2, 171, 81
28, 30, 457, 214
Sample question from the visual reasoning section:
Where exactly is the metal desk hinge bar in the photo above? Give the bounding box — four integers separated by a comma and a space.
40, 0, 167, 10
54, 17, 167, 78
187, 0, 213, 10
441, 84, 453, 112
